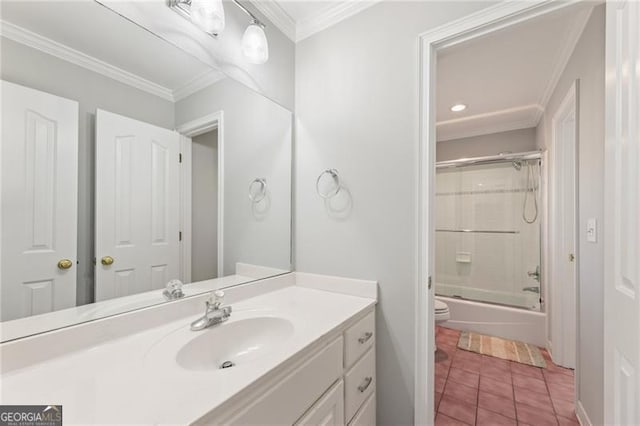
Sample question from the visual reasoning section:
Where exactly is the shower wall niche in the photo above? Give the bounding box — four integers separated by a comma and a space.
435, 159, 542, 311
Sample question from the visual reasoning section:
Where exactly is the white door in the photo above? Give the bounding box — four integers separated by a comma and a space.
1, 80, 79, 321
95, 109, 180, 301
604, 1, 640, 424
550, 83, 577, 369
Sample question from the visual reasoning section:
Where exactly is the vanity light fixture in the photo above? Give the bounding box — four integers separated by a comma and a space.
242, 20, 269, 64
170, 0, 269, 64
450, 104, 467, 112
190, 0, 225, 35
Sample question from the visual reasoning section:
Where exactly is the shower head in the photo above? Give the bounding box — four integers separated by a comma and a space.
512, 160, 522, 171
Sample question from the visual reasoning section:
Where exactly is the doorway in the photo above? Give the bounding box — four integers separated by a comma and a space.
416, 2, 601, 424
176, 111, 224, 284
191, 129, 219, 282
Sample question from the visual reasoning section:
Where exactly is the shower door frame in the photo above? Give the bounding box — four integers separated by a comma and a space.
434, 151, 544, 312
415, 2, 589, 424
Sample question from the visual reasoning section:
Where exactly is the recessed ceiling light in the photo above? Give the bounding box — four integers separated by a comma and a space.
451, 104, 467, 112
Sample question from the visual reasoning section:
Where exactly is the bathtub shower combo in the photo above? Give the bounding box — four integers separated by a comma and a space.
435, 151, 546, 346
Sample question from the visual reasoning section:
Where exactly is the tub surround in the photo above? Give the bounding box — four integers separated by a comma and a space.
0, 273, 377, 425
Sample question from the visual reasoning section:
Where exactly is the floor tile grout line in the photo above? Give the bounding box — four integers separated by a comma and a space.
436, 328, 577, 425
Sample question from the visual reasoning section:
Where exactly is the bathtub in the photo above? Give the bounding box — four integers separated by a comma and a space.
436, 294, 546, 347
436, 282, 540, 310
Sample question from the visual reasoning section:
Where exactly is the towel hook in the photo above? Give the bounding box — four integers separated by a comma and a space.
248, 178, 267, 203
316, 169, 341, 199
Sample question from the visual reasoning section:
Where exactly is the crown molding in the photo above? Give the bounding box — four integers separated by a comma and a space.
296, 0, 383, 41
250, 0, 383, 42
436, 104, 542, 142
0, 20, 175, 102
173, 69, 226, 101
536, 4, 593, 116
249, 0, 296, 41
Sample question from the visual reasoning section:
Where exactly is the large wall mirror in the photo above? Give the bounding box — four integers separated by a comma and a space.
0, 0, 292, 342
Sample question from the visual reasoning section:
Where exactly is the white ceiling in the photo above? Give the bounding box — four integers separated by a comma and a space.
0, 0, 224, 101
436, 3, 595, 141
250, 0, 381, 41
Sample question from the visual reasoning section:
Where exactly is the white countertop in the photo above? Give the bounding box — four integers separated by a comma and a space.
0, 280, 376, 425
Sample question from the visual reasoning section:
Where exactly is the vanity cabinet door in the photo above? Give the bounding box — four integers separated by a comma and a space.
295, 380, 344, 426
348, 392, 375, 426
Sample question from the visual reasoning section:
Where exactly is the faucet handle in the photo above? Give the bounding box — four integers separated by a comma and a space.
208, 290, 225, 309
163, 279, 184, 300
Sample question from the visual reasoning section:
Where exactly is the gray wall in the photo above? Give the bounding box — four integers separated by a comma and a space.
176, 78, 292, 276
294, 2, 495, 424
191, 130, 219, 282
436, 128, 537, 161
536, 6, 605, 424
0, 37, 175, 306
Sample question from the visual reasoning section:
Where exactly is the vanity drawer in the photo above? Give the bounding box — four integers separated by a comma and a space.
348, 392, 375, 426
344, 348, 375, 423
344, 311, 375, 369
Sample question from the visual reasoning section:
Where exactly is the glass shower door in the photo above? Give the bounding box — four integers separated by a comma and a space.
434, 160, 541, 311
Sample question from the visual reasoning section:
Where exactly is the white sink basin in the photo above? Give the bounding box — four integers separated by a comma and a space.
176, 317, 294, 371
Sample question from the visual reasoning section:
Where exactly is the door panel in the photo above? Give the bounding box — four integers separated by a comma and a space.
1, 80, 79, 321
95, 109, 180, 301
604, 1, 640, 423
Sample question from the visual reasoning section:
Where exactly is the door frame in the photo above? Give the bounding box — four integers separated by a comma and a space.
175, 111, 224, 281
416, 1, 587, 423
603, 0, 640, 423
548, 81, 578, 369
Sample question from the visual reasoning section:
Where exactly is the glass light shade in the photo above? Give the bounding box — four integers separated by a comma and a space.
242, 23, 269, 64
190, 0, 225, 35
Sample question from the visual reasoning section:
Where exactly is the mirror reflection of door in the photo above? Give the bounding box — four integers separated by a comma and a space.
190, 130, 219, 282
1, 80, 79, 321
95, 109, 180, 301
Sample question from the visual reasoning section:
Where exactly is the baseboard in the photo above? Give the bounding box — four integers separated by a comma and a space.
576, 400, 593, 426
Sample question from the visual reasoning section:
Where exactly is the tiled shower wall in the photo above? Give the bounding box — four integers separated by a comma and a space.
435, 161, 541, 310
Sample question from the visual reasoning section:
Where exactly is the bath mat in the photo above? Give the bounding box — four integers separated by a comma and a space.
457, 331, 547, 368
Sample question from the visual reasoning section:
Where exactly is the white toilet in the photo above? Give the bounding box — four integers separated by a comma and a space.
435, 299, 450, 323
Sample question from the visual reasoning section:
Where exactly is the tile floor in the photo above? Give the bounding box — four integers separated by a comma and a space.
435, 326, 578, 426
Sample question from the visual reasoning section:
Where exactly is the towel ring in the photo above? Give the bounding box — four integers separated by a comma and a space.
248, 178, 267, 203
316, 169, 341, 199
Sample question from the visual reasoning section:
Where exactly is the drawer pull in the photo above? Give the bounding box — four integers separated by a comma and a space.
358, 377, 373, 393
358, 332, 373, 344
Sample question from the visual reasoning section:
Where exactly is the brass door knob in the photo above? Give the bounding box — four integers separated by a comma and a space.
57, 259, 73, 270
101, 256, 114, 266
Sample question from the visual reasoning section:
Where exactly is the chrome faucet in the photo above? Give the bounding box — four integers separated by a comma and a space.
163, 279, 184, 300
190, 290, 232, 331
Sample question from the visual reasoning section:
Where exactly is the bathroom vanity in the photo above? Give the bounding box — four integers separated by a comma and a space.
0, 273, 377, 425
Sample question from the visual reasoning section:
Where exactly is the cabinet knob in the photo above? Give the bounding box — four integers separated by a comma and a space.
358, 332, 373, 344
